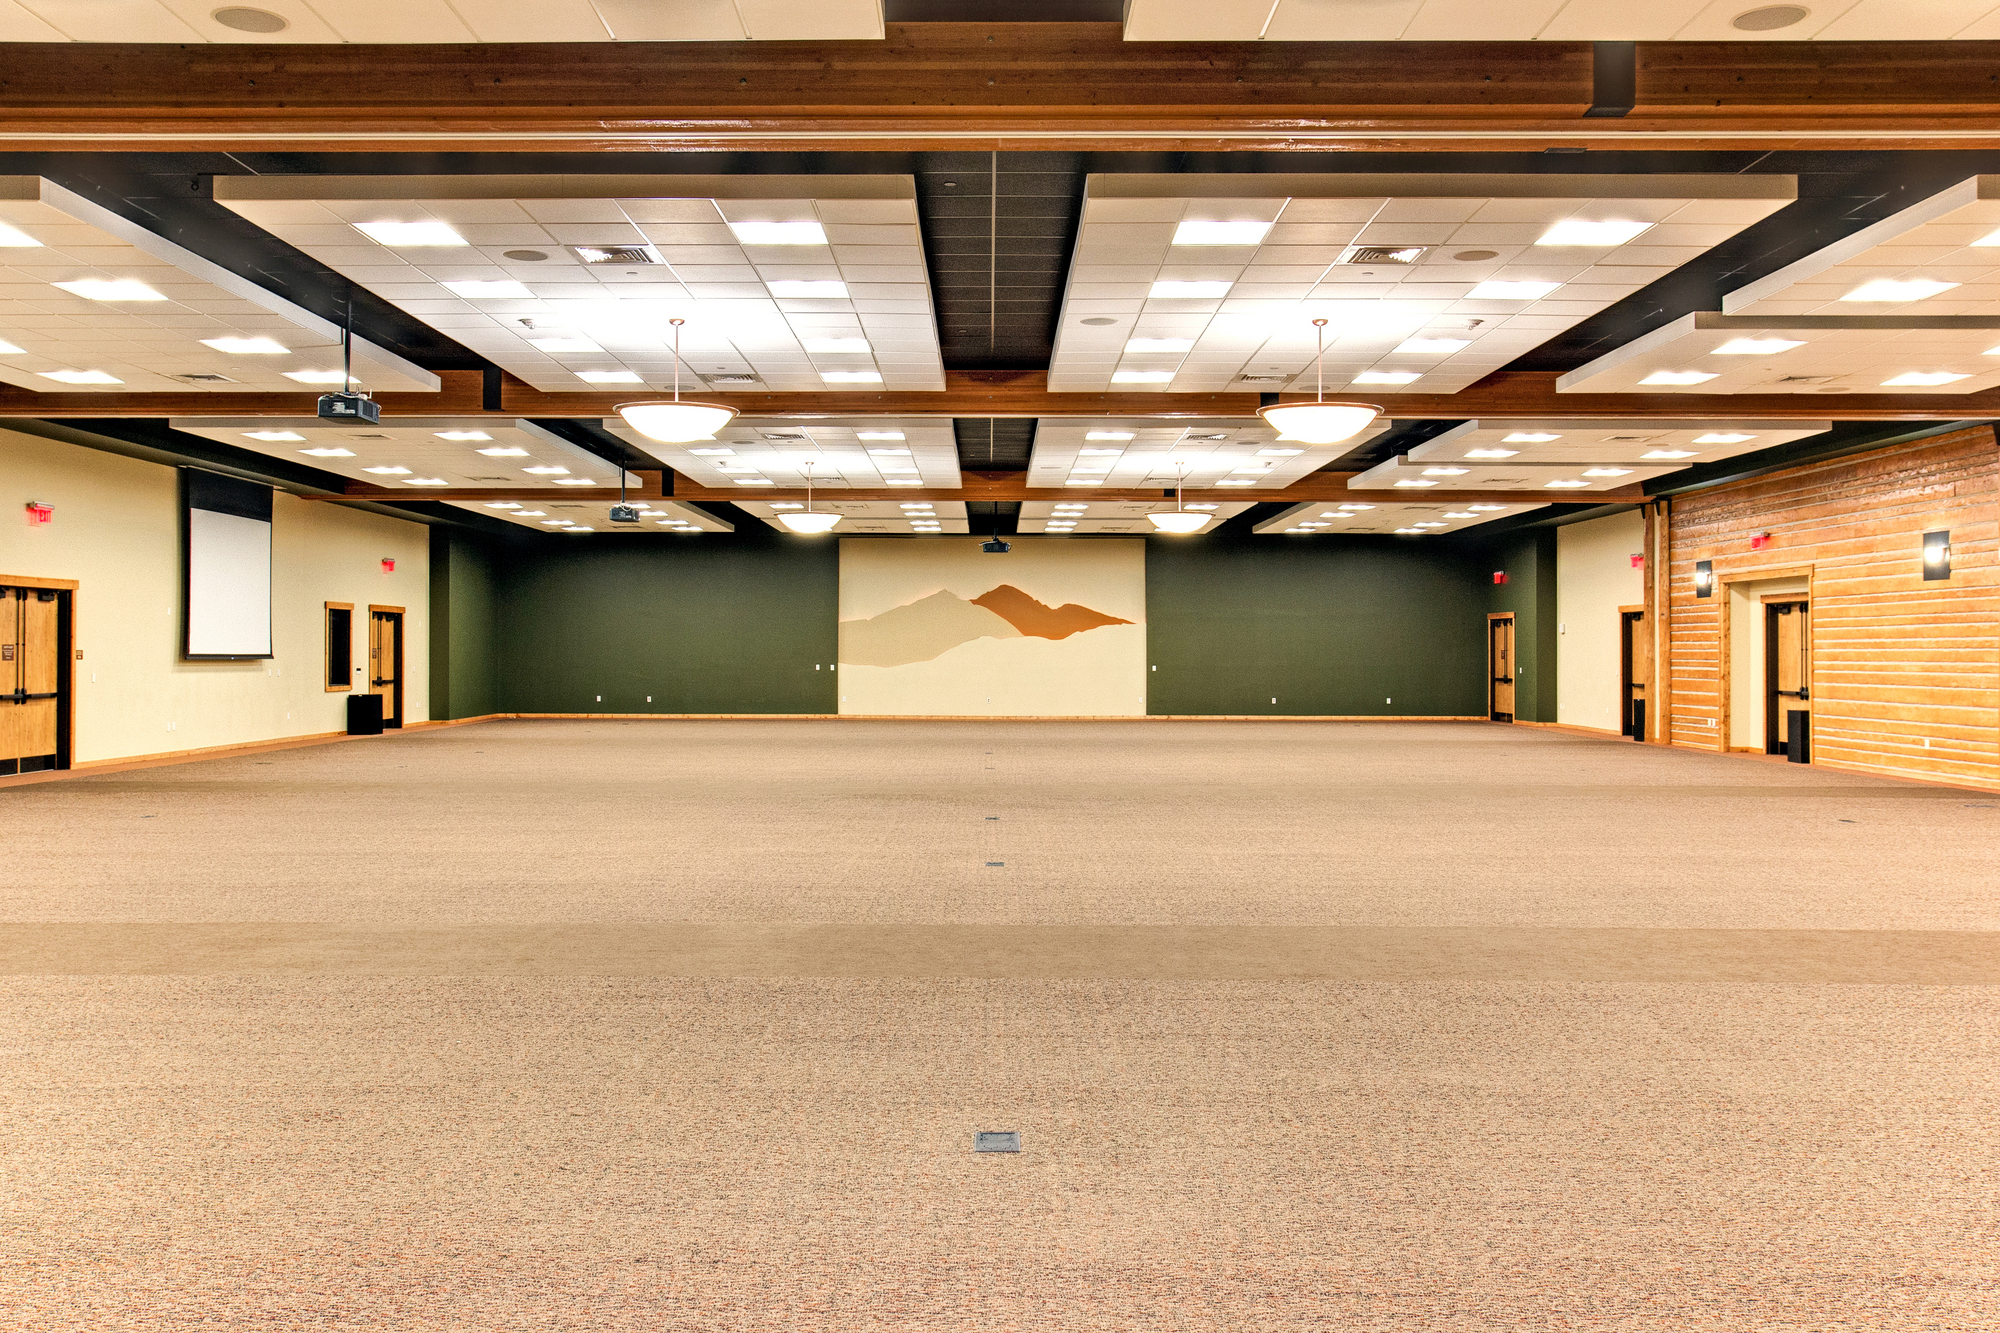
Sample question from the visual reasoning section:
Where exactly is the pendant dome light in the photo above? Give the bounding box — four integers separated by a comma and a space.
775, 458, 841, 534
615, 317, 738, 445
1148, 460, 1211, 533
1256, 317, 1382, 446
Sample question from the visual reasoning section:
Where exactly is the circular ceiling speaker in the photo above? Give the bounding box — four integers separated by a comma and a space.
1732, 5, 1809, 30
212, 7, 288, 32
1452, 249, 1501, 261
503, 249, 551, 261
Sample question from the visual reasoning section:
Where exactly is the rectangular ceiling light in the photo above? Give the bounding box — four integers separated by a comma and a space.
1172, 220, 1272, 246
352, 220, 467, 247
1469, 280, 1563, 301
0, 222, 40, 247
442, 280, 532, 298
201, 336, 290, 355
730, 221, 829, 246
53, 278, 166, 301
1537, 219, 1653, 246
768, 280, 848, 297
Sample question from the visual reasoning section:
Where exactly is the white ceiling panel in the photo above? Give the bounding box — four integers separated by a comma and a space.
1027, 417, 1395, 493
735, 498, 970, 536
1558, 312, 2000, 395
600, 417, 961, 490
1406, 419, 1827, 467
214, 175, 943, 394
167, 418, 640, 492
1253, 499, 1547, 537
456, 497, 734, 535
1019, 498, 1254, 535
13, 0, 880, 41
1048, 174, 1792, 396
1124, 0, 1999, 39
1350, 454, 1683, 493
1723, 176, 2000, 319
0, 177, 436, 394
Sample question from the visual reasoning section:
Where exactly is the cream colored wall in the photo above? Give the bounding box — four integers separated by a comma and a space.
0, 426, 430, 763
1555, 510, 1645, 732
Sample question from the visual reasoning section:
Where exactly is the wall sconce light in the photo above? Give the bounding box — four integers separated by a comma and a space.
1694, 559, 1714, 598
1749, 531, 1772, 550
1923, 530, 1951, 580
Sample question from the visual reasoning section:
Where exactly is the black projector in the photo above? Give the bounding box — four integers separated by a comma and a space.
980, 538, 1011, 553
609, 504, 641, 524
317, 392, 380, 425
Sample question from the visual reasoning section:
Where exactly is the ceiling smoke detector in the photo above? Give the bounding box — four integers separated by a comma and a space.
1342, 246, 1429, 265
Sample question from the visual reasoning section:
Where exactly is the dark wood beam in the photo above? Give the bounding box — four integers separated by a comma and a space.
10, 370, 1998, 424
299, 470, 1634, 506
5, 30, 2000, 151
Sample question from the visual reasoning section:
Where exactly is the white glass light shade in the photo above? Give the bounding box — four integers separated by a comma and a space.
1148, 511, 1212, 534
616, 401, 738, 444
777, 511, 842, 534
1256, 402, 1380, 445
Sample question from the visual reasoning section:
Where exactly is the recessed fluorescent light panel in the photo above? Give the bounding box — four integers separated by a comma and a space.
201, 336, 290, 355
353, 220, 467, 247
53, 278, 165, 302
1537, 219, 1653, 246
729, 221, 828, 246
1713, 338, 1804, 355
1172, 220, 1272, 246
1841, 278, 1958, 303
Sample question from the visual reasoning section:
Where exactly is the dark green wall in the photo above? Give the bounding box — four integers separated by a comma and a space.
428, 529, 500, 720
491, 526, 838, 714
1472, 527, 1559, 723
1145, 532, 1491, 716
427, 521, 1558, 720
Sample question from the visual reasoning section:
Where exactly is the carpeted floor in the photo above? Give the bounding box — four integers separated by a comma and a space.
4, 720, 1998, 1330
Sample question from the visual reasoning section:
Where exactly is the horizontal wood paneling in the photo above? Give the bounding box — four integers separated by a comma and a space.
1666, 426, 2000, 787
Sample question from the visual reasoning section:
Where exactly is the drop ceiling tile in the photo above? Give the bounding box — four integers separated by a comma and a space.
1252, 499, 1547, 536
216, 175, 942, 395
0, 176, 435, 394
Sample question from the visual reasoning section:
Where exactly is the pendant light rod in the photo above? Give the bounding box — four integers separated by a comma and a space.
1313, 316, 1326, 403
670, 317, 684, 402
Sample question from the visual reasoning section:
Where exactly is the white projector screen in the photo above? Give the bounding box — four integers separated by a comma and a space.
183, 470, 273, 659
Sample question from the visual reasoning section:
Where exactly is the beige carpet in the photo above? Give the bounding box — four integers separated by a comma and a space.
4, 720, 1997, 1330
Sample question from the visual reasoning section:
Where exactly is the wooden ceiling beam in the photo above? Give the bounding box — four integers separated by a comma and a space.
11, 369, 1999, 424
4, 31, 2000, 151
299, 471, 1632, 506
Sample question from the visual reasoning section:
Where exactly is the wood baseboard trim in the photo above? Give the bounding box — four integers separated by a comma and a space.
1516, 721, 1630, 739
0, 715, 493, 789
491, 712, 1493, 723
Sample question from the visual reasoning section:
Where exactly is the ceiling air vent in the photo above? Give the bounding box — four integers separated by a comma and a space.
1775, 375, 1838, 385
574, 244, 663, 265
175, 373, 235, 383
1239, 375, 1286, 383
710, 375, 760, 384
1343, 245, 1428, 265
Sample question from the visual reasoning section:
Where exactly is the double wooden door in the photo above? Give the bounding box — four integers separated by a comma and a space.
1, 585, 68, 774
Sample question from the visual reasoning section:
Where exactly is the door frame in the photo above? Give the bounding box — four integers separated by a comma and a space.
1715, 565, 1813, 754
1618, 603, 1646, 740
367, 604, 405, 730
0, 574, 78, 773
1486, 612, 1516, 723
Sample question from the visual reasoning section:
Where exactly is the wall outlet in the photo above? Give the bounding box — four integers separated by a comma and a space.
646, 695, 652, 703
1386, 697, 1392, 705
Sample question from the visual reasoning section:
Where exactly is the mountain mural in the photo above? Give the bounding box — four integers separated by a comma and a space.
971, 584, 1134, 640
839, 584, 1132, 668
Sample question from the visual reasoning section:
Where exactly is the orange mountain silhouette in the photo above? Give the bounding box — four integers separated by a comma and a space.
970, 584, 1132, 640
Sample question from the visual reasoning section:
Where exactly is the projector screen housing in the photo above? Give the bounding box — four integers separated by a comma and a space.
182, 468, 273, 660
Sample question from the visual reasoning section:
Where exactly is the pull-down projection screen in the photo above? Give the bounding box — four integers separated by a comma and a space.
182, 469, 273, 660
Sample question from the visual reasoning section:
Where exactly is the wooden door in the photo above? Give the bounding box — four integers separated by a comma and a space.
1488, 615, 1515, 722
369, 608, 403, 729
0, 586, 63, 774
1764, 600, 1810, 756
1621, 608, 1649, 739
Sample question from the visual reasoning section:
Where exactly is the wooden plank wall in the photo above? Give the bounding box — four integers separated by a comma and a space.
1665, 425, 2000, 788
